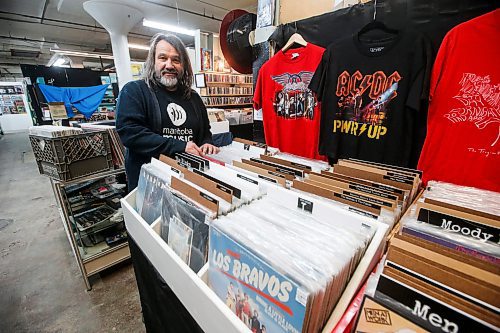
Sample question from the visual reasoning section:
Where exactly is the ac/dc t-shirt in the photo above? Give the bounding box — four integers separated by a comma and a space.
309, 30, 431, 167
418, 10, 500, 192
154, 87, 207, 144
254, 43, 326, 160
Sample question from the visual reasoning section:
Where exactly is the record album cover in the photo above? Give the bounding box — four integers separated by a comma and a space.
161, 189, 210, 273
208, 225, 308, 333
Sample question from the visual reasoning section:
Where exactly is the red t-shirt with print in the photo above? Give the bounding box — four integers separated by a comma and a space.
254, 43, 326, 160
418, 10, 500, 192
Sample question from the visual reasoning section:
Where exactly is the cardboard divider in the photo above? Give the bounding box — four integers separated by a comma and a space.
320, 171, 408, 202
417, 199, 500, 228
232, 160, 287, 187
307, 173, 399, 203
250, 157, 306, 177
170, 177, 219, 215
260, 154, 312, 171
159, 155, 233, 203
303, 178, 397, 210
293, 180, 382, 216
241, 159, 295, 180
333, 164, 414, 191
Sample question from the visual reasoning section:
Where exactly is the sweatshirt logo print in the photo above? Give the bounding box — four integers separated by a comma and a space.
271, 71, 317, 120
167, 103, 187, 126
444, 73, 500, 147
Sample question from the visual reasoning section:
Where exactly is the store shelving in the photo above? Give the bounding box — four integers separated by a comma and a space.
199, 72, 254, 108
51, 168, 130, 290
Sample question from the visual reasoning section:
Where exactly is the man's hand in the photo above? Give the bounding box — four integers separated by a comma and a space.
200, 143, 220, 155
185, 141, 203, 156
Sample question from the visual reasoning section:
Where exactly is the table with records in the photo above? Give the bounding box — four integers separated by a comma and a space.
120, 142, 421, 333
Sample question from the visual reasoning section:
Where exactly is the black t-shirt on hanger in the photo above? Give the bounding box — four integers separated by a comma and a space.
309, 29, 431, 167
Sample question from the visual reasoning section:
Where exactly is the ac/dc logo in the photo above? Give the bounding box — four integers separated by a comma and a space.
336, 70, 402, 100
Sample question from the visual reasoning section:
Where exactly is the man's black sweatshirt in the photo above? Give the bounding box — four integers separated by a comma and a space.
116, 80, 212, 189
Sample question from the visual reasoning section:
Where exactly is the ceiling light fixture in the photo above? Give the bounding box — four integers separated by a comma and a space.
128, 43, 150, 51
143, 19, 196, 36
50, 48, 114, 60
53, 58, 68, 67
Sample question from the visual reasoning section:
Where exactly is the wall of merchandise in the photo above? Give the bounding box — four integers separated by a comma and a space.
0, 82, 33, 133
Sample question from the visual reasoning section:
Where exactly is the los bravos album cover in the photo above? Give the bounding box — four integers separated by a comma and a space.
208, 226, 308, 333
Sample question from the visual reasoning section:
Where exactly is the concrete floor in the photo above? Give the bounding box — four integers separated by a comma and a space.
0, 133, 145, 332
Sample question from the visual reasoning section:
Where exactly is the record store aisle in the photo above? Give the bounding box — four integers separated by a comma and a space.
0, 133, 145, 332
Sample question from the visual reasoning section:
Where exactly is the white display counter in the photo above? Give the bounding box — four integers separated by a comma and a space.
121, 185, 389, 333
0, 114, 33, 133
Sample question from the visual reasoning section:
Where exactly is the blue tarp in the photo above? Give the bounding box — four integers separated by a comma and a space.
39, 84, 109, 118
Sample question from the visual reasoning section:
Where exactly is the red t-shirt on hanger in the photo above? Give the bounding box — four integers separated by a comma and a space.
418, 9, 500, 192
254, 43, 326, 160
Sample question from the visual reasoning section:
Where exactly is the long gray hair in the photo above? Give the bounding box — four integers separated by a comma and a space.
142, 33, 193, 98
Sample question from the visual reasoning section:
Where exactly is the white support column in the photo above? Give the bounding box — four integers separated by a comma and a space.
109, 33, 133, 87
83, 1, 143, 89
194, 29, 202, 72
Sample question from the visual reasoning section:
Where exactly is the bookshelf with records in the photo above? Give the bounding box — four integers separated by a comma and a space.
197, 72, 254, 140
198, 72, 253, 108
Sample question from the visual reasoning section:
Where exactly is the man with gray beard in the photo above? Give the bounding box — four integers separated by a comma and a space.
117, 33, 219, 190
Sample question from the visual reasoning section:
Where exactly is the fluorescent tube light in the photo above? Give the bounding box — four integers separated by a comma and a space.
128, 43, 150, 51
50, 48, 114, 60
143, 19, 195, 36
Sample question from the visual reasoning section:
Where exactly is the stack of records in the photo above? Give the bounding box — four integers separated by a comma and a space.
355, 181, 500, 332
401, 181, 500, 262
229, 153, 332, 188
161, 188, 212, 272
292, 159, 421, 227
134, 154, 392, 330
136, 163, 171, 224
206, 139, 269, 166
208, 194, 375, 333
208, 139, 330, 189
194, 158, 265, 204
29, 125, 83, 138
174, 152, 210, 172
273, 152, 330, 173
80, 123, 125, 168
135, 155, 265, 271
72, 204, 116, 231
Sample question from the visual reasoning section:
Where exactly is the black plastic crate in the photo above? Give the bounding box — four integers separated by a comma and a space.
29, 131, 113, 182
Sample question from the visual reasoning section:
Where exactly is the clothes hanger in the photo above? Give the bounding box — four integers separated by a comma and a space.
358, 0, 398, 37
281, 22, 307, 52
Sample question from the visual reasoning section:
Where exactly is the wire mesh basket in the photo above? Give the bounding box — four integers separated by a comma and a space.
29, 131, 113, 182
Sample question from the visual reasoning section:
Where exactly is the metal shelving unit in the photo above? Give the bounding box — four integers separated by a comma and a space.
50, 168, 130, 290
